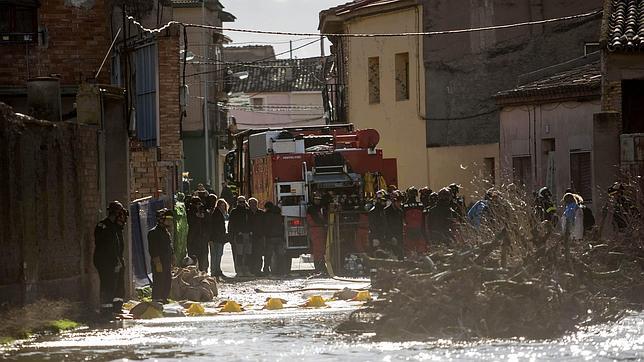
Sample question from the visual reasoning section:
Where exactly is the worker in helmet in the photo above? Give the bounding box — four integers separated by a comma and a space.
384, 190, 405, 260
93, 201, 128, 316
187, 196, 208, 272
535, 187, 557, 223
403, 186, 426, 257
307, 192, 328, 273
426, 188, 458, 245
369, 190, 388, 254
448, 183, 466, 217
229, 196, 251, 277
419, 187, 432, 208
148, 208, 174, 303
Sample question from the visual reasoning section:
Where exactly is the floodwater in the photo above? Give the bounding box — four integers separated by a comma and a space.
2, 276, 643, 361
2, 249, 643, 361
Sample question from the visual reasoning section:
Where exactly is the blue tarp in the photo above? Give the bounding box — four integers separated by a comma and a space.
131, 198, 166, 287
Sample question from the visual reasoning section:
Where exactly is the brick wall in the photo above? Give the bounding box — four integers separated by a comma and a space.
0, 102, 100, 305
157, 34, 182, 162
129, 33, 182, 201
602, 80, 622, 113
130, 141, 159, 200
0, 0, 110, 86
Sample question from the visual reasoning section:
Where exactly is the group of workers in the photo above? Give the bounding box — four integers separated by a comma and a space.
93, 178, 637, 315
181, 183, 289, 279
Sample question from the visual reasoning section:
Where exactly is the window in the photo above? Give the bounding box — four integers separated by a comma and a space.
135, 43, 158, 148
512, 156, 532, 191
251, 97, 264, 109
0, 3, 38, 43
395, 52, 409, 101
570, 151, 592, 203
368, 57, 380, 104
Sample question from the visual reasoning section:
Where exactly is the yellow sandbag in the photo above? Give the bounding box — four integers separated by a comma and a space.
304, 295, 327, 308
352, 290, 372, 302
139, 306, 164, 319
186, 303, 205, 316
264, 298, 284, 310
221, 300, 243, 313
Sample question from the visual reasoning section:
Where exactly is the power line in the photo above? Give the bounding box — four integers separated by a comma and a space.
225, 37, 318, 46
127, 9, 601, 38
184, 39, 322, 78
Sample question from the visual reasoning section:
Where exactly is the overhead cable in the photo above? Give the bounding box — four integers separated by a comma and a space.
127, 9, 601, 38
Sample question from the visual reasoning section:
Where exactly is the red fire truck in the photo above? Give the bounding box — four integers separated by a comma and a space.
224, 124, 397, 266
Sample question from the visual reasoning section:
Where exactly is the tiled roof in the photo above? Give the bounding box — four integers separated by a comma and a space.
230, 56, 333, 94
495, 60, 601, 102
606, 0, 644, 51
319, 0, 409, 29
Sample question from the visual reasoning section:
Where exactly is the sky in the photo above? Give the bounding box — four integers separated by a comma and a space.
220, 0, 343, 59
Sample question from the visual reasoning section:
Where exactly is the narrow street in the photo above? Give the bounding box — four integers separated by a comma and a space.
2, 247, 643, 361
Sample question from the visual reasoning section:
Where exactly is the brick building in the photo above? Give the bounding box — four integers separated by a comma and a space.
0, 0, 110, 115
109, 2, 185, 201
597, 0, 644, 183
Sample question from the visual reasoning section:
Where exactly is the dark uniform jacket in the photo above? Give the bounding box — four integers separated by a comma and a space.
427, 200, 457, 244
248, 208, 265, 237
148, 225, 173, 266
228, 205, 250, 235
384, 205, 404, 242
93, 217, 124, 271
210, 208, 227, 243
368, 204, 387, 242
264, 207, 285, 238
187, 205, 207, 251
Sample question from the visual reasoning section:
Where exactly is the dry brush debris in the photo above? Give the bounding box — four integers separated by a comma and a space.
339, 179, 644, 340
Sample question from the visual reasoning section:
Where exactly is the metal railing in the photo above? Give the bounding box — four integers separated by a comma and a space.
323, 83, 347, 124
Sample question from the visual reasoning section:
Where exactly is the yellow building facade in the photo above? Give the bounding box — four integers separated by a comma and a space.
338, 4, 428, 189
321, 0, 499, 198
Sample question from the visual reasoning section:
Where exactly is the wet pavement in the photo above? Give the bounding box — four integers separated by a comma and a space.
2, 247, 643, 361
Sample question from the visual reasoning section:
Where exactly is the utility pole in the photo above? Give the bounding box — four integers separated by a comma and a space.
202, 1, 211, 186
290, 40, 293, 59
320, 36, 325, 56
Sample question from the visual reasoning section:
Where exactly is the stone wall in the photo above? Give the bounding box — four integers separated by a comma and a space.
0, 102, 101, 305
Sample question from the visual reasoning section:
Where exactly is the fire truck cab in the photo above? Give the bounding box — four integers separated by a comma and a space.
224, 124, 397, 266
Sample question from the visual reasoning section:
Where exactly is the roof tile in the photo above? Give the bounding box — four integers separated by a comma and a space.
230, 56, 333, 94
607, 0, 644, 52
495, 60, 601, 101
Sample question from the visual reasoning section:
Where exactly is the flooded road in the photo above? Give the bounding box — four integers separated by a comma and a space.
2, 249, 643, 361
2, 275, 643, 361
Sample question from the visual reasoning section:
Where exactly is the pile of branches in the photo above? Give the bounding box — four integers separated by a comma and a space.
339, 180, 644, 340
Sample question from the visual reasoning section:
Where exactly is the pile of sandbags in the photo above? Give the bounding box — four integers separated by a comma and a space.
170, 266, 218, 302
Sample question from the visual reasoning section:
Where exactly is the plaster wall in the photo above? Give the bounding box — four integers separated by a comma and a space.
499, 100, 600, 202
230, 91, 325, 129
343, 6, 427, 189
426, 143, 499, 203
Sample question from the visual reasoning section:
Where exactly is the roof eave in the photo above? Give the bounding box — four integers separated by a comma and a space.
495, 87, 601, 106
